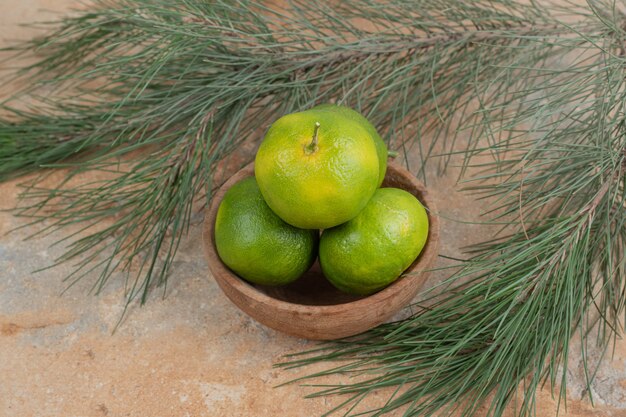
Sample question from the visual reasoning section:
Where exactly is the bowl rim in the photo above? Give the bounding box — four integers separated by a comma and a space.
203, 160, 440, 314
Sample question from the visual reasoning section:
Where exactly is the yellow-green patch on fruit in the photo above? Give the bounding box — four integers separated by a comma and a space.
312, 103, 388, 186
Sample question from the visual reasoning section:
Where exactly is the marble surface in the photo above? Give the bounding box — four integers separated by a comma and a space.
0, 2, 624, 416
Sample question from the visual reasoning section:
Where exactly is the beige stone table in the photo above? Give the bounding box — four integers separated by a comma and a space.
0, 2, 624, 416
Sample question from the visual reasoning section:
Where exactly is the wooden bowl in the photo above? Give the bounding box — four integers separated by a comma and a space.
203, 161, 439, 340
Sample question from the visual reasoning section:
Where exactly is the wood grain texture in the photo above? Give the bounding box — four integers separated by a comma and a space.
203, 161, 440, 340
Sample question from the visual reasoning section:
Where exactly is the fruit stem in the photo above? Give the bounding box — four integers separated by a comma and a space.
306, 122, 321, 153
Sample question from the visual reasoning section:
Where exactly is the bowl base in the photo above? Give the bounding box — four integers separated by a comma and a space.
254, 261, 364, 306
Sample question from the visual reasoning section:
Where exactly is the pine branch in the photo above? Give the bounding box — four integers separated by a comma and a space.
281, 146, 625, 416
278, 2, 626, 415
1, 0, 581, 304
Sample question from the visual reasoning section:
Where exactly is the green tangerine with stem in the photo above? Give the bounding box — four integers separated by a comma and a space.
254, 108, 380, 230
